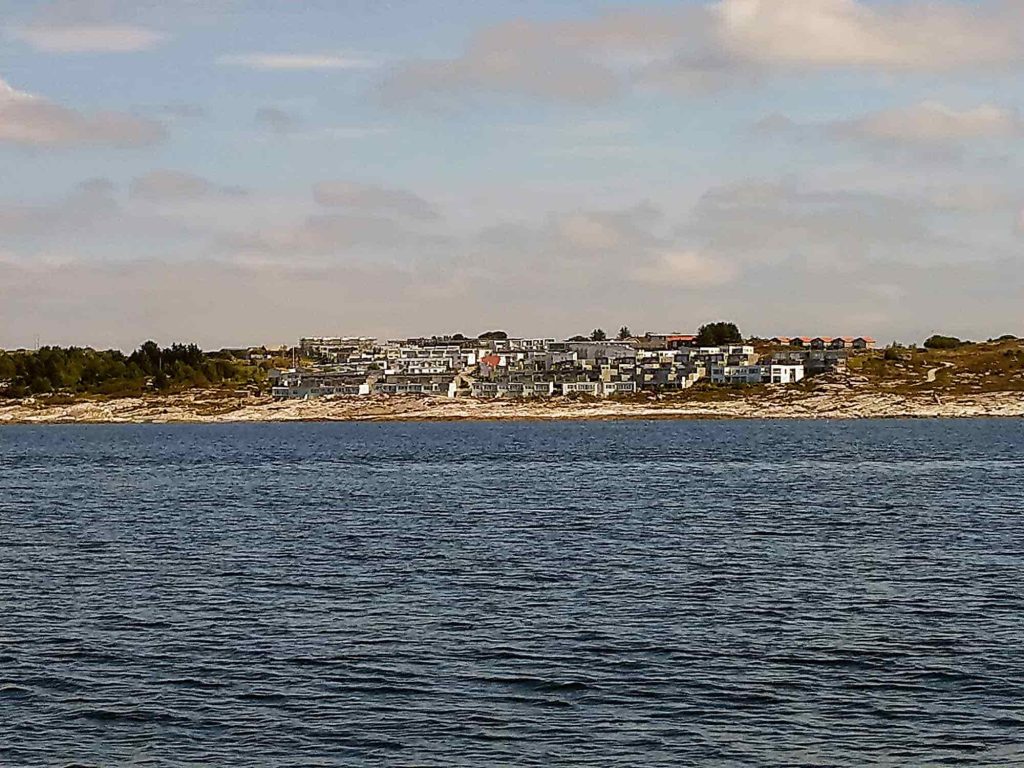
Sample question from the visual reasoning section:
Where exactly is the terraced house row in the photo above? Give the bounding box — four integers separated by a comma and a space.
269, 333, 862, 400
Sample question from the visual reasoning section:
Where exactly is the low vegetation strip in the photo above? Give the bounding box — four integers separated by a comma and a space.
0, 342, 265, 398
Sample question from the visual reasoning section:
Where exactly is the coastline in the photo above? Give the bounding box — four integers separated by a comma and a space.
3, 387, 1024, 424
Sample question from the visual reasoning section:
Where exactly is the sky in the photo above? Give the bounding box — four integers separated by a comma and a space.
0, 0, 1022, 350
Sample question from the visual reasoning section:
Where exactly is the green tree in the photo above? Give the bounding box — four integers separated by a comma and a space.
590, 328, 607, 341
153, 369, 170, 390
0, 342, 242, 399
923, 334, 962, 350
695, 321, 742, 346
478, 330, 508, 340
617, 326, 632, 340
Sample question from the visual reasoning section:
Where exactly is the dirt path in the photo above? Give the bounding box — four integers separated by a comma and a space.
926, 362, 955, 383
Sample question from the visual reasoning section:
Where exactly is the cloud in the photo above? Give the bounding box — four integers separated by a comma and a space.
321, 126, 393, 139
222, 213, 449, 262
686, 180, 935, 266
218, 53, 377, 71
0, 178, 119, 237
12, 23, 166, 53
383, 1, 1024, 105
756, 101, 1024, 165
834, 102, 1023, 145
254, 107, 299, 135
0, 258, 425, 350
629, 250, 739, 286
159, 103, 207, 120
470, 203, 669, 291
711, 0, 1020, 71
2, 175, 1021, 346
131, 171, 245, 203
0, 77, 165, 148
9, 0, 170, 53
379, 15, 651, 106
313, 182, 439, 221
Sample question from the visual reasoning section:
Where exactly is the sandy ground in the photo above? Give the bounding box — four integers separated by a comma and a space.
2, 385, 1024, 424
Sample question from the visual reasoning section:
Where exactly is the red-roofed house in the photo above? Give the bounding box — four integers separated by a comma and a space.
666, 335, 697, 349
479, 354, 502, 377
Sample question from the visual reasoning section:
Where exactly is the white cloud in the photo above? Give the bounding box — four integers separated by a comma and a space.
12, 23, 166, 53
218, 53, 378, 71
713, 0, 1018, 71
629, 250, 739, 286
0, 77, 165, 148
836, 102, 1022, 144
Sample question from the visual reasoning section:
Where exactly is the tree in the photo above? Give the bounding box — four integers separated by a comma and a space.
923, 334, 962, 350
590, 328, 607, 341
695, 321, 742, 346
478, 330, 508, 340
617, 326, 632, 340
567, 335, 589, 342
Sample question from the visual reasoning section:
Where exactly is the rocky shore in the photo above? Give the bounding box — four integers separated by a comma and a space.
3, 384, 1023, 424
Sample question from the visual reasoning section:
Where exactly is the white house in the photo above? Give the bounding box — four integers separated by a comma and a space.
763, 364, 805, 384
711, 364, 804, 385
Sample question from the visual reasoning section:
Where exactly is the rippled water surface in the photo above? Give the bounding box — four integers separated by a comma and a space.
2, 419, 1024, 766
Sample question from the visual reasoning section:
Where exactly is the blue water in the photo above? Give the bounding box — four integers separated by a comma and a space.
1, 419, 1023, 767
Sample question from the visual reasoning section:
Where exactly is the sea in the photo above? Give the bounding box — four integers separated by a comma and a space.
1, 419, 1023, 767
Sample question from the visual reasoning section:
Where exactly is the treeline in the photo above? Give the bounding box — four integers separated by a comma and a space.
0, 341, 249, 397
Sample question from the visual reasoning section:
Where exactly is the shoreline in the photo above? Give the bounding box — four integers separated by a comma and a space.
3, 388, 1024, 424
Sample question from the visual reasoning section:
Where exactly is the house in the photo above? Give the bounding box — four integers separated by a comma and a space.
763, 364, 805, 384
602, 380, 638, 395
666, 335, 697, 349
770, 336, 792, 346
853, 337, 877, 349
771, 350, 846, 376
471, 378, 556, 398
478, 354, 502, 377
561, 381, 602, 396
830, 337, 856, 349
710, 365, 764, 384
810, 337, 834, 350
711, 364, 804, 385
